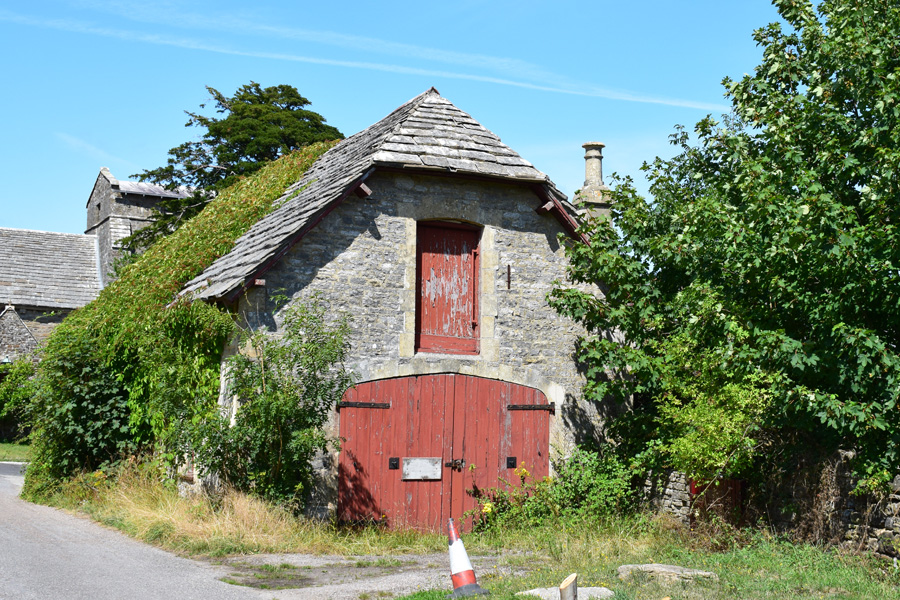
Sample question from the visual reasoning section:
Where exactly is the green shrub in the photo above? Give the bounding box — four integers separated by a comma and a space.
193, 297, 353, 508
28, 329, 134, 477
468, 446, 634, 531
0, 357, 36, 440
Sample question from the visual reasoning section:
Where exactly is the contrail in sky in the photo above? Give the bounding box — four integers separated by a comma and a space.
55, 132, 141, 170
0, 7, 729, 112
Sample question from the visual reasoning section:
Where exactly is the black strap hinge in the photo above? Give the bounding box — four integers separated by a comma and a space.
507, 402, 555, 415
337, 401, 391, 410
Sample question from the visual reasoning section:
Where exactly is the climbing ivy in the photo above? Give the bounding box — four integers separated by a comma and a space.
22, 141, 337, 497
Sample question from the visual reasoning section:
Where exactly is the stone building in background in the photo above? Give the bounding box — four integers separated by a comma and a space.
0, 169, 186, 365
85, 167, 189, 287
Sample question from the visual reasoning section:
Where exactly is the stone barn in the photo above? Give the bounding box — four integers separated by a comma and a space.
182, 88, 607, 529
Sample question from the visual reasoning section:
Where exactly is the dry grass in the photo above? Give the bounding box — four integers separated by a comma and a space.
57, 465, 445, 557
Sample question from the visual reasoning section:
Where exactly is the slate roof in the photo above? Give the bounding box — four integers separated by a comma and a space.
182, 88, 575, 302
87, 167, 190, 209
118, 180, 190, 198
0, 228, 100, 309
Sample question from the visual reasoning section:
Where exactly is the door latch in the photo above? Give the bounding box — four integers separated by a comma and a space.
444, 458, 466, 471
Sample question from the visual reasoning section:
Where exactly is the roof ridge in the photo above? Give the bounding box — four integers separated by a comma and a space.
0, 226, 95, 238
379, 88, 443, 151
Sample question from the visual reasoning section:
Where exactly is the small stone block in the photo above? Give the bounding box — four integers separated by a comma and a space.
516, 587, 614, 599
617, 564, 719, 584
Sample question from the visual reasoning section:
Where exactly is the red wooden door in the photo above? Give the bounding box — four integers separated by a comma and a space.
338, 374, 550, 530
416, 222, 480, 354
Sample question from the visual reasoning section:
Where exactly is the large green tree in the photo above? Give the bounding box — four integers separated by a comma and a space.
125, 82, 342, 251
551, 0, 900, 489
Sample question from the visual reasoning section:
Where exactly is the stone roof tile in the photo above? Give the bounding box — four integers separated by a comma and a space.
0, 228, 100, 309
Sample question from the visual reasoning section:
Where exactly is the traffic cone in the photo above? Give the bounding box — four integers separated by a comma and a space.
446, 518, 489, 598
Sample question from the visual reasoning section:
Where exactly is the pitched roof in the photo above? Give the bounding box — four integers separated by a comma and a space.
87, 167, 190, 208
182, 88, 576, 302
0, 228, 101, 309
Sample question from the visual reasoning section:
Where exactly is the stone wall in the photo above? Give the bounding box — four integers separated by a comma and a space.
643, 471, 692, 525
0, 305, 68, 362
645, 452, 900, 557
0, 307, 38, 361
15, 306, 68, 346
234, 171, 607, 516
756, 450, 900, 556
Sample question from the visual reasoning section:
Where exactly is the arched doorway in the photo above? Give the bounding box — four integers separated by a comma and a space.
338, 374, 552, 530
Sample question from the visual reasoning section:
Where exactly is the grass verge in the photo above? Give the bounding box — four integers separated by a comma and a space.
398, 519, 900, 600
34, 466, 900, 599
0, 442, 31, 462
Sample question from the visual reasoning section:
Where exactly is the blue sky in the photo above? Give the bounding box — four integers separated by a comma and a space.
1, 1, 781, 234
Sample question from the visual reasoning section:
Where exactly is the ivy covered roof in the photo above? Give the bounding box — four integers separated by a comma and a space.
182, 88, 577, 303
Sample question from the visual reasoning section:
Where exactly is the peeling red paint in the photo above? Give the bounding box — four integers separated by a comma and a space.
416, 222, 479, 354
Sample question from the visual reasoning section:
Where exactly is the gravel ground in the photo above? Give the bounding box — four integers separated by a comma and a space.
210, 551, 527, 599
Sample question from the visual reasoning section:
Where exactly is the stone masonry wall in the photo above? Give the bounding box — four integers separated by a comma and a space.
643, 471, 692, 525
236, 171, 605, 516
15, 306, 68, 346
757, 450, 900, 556
0, 305, 68, 361
645, 453, 900, 557
0, 307, 38, 361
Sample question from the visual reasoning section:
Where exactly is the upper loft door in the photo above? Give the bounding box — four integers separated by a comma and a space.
416, 222, 480, 354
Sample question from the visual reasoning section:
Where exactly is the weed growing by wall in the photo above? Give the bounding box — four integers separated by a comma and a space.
467, 446, 634, 531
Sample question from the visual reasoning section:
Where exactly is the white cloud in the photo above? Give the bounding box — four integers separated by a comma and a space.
1, 6, 730, 112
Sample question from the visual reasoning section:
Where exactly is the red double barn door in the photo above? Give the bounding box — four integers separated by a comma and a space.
338, 374, 550, 530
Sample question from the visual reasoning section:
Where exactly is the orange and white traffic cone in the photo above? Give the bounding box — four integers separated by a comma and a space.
446, 518, 489, 598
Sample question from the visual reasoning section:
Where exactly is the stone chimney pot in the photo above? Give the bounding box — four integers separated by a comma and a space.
582, 142, 607, 188
576, 142, 611, 219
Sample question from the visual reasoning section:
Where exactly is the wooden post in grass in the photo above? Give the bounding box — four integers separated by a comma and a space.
559, 573, 577, 600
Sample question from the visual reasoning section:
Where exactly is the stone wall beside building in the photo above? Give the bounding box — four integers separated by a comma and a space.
644, 452, 900, 557
0, 306, 38, 362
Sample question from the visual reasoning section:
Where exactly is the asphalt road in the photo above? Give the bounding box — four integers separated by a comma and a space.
0, 462, 269, 600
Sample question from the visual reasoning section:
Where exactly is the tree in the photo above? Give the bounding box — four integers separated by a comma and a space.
124, 82, 343, 251
550, 0, 900, 489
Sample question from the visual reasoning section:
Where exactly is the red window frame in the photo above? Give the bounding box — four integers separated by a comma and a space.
415, 221, 480, 355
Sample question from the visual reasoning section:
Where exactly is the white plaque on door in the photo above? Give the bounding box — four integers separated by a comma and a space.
401, 457, 442, 480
